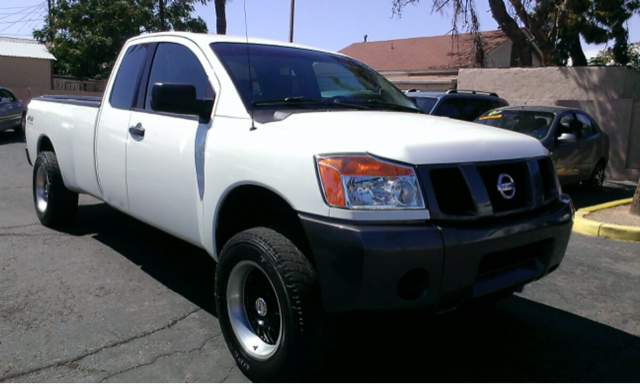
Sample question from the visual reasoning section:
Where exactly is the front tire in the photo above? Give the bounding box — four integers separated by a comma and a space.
33, 151, 79, 227
215, 228, 323, 382
14, 113, 25, 137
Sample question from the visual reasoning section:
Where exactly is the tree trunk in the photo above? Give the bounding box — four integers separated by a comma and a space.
569, 35, 588, 66
631, 178, 640, 216
215, 0, 227, 35
488, 0, 532, 66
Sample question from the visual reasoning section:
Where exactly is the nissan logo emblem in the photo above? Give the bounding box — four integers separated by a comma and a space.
497, 173, 516, 199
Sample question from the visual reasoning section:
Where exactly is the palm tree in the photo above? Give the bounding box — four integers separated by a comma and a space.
214, 0, 227, 34
631, 179, 640, 216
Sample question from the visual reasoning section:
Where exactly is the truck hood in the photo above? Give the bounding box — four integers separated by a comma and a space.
267, 111, 548, 165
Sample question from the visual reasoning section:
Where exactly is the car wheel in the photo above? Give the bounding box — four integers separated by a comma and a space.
215, 227, 325, 382
14, 113, 25, 137
33, 151, 79, 227
585, 161, 606, 191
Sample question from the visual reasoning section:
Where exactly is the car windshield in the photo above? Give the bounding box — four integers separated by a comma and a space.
210, 43, 419, 113
410, 97, 437, 113
474, 110, 555, 139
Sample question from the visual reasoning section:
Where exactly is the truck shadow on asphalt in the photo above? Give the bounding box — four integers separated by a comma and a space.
58, 201, 640, 382
564, 181, 636, 210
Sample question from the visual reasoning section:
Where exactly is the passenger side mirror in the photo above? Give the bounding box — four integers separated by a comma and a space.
150, 83, 214, 123
0, 97, 10, 104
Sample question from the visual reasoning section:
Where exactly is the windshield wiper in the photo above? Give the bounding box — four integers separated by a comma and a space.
359, 100, 421, 113
252, 96, 371, 110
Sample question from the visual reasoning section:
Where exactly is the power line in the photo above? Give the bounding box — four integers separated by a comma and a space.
0, 5, 44, 32
0, 3, 42, 20
0, 3, 44, 10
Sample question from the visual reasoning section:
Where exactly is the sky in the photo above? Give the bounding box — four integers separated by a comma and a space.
2, 0, 640, 59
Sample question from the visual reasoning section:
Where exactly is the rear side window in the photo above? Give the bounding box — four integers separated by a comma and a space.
576, 113, 596, 137
434, 98, 491, 121
110, 44, 149, 110
144, 43, 214, 112
412, 97, 437, 113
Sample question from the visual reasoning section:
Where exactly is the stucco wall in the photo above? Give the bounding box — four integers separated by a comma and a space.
458, 67, 640, 181
0, 56, 52, 89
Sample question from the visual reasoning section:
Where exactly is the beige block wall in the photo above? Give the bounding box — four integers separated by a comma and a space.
0, 56, 52, 89
458, 67, 640, 181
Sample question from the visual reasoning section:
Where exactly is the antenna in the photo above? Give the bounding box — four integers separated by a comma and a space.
243, 0, 256, 131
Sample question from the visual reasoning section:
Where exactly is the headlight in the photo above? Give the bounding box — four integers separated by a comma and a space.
316, 155, 425, 210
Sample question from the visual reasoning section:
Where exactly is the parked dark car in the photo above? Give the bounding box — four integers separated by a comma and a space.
474, 106, 609, 189
405, 89, 509, 121
0, 86, 26, 136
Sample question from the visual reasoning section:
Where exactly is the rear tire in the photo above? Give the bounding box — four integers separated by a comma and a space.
215, 227, 325, 382
584, 161, 606, 191
33, 151, 79, 227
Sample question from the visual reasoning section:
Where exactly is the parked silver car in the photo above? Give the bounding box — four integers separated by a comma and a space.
475, 106, 609, 189
0, 86, 26, 136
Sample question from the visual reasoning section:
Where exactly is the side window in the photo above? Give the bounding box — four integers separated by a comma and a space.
1, 90, 17, 102
557, 114, 576, 138
144, 43, 214, 112
110, 44, 149, 110
434, 98, 461, 119
460, 98, 490, 121
576, 114, 595, 137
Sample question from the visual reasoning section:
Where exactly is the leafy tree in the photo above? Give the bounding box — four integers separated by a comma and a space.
590, 42, 640, 70
392, 0, 640, 67
34, 0, 207, 79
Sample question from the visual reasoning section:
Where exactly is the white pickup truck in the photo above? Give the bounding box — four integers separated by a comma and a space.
26, 32, 574, 381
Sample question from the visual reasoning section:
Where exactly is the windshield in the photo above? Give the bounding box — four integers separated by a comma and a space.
410, 97, 437, 113
474, 110, 555, 139
210, 43, 419, 112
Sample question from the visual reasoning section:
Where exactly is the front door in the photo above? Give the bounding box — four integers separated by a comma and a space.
126, 41, 215, 245
551, 113, 581, 184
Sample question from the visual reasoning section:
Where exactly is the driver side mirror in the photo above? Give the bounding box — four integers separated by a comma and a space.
0, 97, 10, 104
150, 83, 214, 123
557, 133, 577, 143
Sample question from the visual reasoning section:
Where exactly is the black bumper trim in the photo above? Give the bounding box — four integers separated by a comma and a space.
299, 197, 573, 313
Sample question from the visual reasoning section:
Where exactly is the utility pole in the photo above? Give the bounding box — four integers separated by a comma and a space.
159, 0, 166, 31
47, 0, 53, 42
288, 0, 295, 43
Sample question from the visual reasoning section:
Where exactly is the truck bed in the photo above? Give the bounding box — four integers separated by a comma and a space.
26, 96, 103, 199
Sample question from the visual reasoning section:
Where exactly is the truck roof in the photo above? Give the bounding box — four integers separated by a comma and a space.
127, 31, 339, 56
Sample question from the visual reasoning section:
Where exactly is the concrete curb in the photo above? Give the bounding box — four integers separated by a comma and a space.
573, 198, 640, 242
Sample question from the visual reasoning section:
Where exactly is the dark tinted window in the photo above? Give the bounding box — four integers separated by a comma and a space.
110, 44, 149, 110
434, 97, 492, 121
144, 43, 213, 111
412, 97, 437, 113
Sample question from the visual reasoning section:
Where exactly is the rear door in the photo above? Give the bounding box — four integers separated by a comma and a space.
574, 113, 599, 180
125, 40, 215, 244
96, 43, 152, 211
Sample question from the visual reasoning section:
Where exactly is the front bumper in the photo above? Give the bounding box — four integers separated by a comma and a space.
300, 196, 573, 313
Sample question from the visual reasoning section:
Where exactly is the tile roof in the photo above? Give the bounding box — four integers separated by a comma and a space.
339, 30, 508, 72
0, 36, 56, 60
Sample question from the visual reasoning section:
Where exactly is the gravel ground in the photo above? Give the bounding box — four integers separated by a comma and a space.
588, 203, 640, 227
1, 130, 639, 382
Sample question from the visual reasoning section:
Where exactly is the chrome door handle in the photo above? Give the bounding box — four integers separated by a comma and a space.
129, 123, 145, 138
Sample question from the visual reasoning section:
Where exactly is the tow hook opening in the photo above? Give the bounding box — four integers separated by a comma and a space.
397, 269, 430, 301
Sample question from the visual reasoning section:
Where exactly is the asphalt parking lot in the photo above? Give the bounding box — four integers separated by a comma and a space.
1, 129, 639, 382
